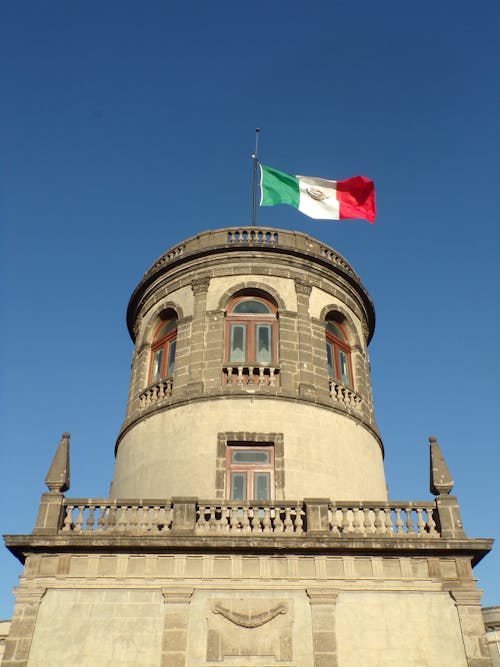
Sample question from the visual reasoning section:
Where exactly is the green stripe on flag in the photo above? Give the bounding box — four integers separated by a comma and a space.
260, 164, 300, 208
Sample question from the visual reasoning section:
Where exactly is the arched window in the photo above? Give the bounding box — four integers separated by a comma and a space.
326, 317, 353, 387
225, 296, 278, 365
149, 316, 177, 384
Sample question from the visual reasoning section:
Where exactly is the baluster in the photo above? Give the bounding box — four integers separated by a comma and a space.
395, 508, 404, 534
230, 506, 240, 532
384, 508, 394, 534
374, 508, 384, 534
343, 508, 353, 533
106, 503, 117, 529
329, 505, 339, 535
85, 504, 95, 531
269, 368, 276, 386
73, 505, 85, 532
117, 505, 128, 531
62, 505, 74, 531
241, 506, 250, 532
129, 505, 138, 530
405, 507, 416, 535
258, 366, 265, 385
363, 508, 372, 534
352, 507, 362, 533
283, 507, 293, 533
158, 382, 165, 399
139, 506, 149, 532
273, 507, 283, 533
151, 505, 160, 532
206, 505, 217, 532
196, 504, 207, 531
97, 505, 107, 531
416, 508, 426, 536
237, 367, 244, 385
427, 508, 438, 536
262, 507, 272, 533
295, 506, 304, 534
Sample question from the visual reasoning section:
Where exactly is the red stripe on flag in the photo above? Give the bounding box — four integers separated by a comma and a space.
337, 176, 376, 223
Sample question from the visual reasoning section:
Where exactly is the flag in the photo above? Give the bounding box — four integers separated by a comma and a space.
259, 164, 376, 223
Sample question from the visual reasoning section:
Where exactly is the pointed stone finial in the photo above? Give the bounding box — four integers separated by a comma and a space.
429, 435, 454, 496
45, 432, 70, 493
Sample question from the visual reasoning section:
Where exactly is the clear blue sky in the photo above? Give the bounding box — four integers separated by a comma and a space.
1, 1, 499, 619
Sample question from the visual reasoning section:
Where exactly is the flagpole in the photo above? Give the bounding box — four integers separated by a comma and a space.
251, 128, 260, 227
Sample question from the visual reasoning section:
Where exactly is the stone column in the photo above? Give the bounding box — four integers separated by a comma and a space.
307, 588, 339, 667
2, 587, 45, 667
188, 277, 210, 395
294, 279, 316, 397
450, 590, 493, 667
161, 587, 193, 667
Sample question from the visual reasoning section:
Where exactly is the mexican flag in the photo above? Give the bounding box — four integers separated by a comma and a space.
259, 164, 376, 223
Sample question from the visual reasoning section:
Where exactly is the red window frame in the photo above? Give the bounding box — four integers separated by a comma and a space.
326, 320, 353, 388
225, 444, 275, 501
149, 318, 177, 384
225, 296, 278, 365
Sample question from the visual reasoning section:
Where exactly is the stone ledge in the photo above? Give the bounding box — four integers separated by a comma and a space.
4, 534, 493, 567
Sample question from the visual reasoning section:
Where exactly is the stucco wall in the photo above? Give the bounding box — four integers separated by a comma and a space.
112, 397, 386, 500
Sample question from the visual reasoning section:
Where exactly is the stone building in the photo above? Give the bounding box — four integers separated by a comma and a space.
2, 226, 495, 666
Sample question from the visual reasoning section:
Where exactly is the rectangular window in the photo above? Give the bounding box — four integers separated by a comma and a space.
226, 444, 274, 501
255, 324, 272, 363
229, 324, 247, 363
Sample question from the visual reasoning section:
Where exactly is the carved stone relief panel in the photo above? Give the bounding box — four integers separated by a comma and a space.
206, 597, 293, 663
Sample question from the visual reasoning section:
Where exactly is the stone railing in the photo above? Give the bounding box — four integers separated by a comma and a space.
58, 498, 439, 538
138, 378, 173, 409
226, 228, 279, 246
222, 365, 280, 387
329, 380, 363, 411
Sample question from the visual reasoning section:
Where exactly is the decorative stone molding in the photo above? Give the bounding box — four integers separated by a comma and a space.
191, 276, 210, 294
307, 588, 339, 605
212, 602, 287, 628
161, 587, 193, 604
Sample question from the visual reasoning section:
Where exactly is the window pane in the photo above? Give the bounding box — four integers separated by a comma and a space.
156, 319, 177, 341
326, 343, 334, 378
230, 324, 246, 362
232, 450, 270, 464
339, 349, 351, 386
256, 325, 272, 363
326, 321, 344, 340
232, 299, 272, 314
152, 349, 164, 382
167, 339, 176, 376
254, 472, 270, 500
231, 473, 247, 500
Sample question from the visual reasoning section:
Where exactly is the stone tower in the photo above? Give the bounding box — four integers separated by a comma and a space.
3, 227, 494, 666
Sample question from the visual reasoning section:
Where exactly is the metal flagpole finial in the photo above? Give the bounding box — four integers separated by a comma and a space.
252, 128, 261, 226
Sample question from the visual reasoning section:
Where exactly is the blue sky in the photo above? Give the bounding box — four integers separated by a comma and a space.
1, 1, 499, 618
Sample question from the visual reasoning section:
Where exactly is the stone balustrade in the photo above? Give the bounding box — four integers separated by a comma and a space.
329, 502, 438, 537
222, 365, 280, 387
226, 228, 279, 246
59, 499, 439, 538
329, 380, 363, 411
138, 378, 173, 409
196, 502, 304, 534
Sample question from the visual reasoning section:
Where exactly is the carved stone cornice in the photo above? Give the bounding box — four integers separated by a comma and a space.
162, 587, 193, 604
307, 588, 339, 605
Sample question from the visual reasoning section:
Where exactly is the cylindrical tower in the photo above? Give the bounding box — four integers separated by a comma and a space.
111, 227, 386, 501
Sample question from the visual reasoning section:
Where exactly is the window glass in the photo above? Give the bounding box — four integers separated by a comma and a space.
152, 349, 164, 383
232, 299, 272, 314
254, 472, 270, 500
232, 450, 271, 464
326, 321, 344, 340
231, 473, 247, 500
339, 349, 351, 386
156, 319, 177, 340
167, 339, 176, 377
326, 342, 334, 377
230, 324, 247, 362
256, 325, 272, 363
